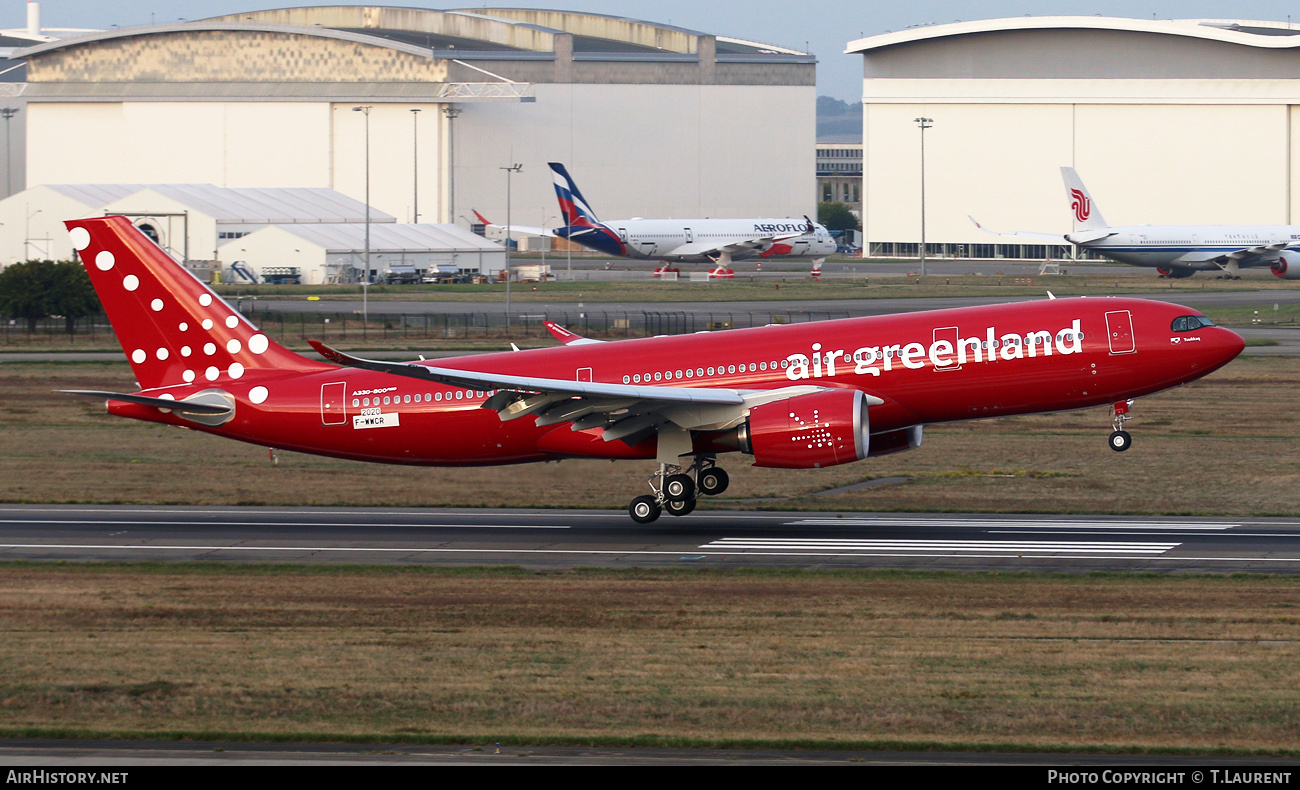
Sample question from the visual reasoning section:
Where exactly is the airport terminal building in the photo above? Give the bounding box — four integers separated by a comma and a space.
847, 17, 1300, 260
7, 5, 815, 263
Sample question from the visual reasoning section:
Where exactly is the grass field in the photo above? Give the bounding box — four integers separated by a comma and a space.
0, 356, 1295, 515
0, 564, 1296, 752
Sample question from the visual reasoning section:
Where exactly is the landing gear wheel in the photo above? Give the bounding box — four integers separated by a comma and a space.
629, 495, 662, 523
1109, 430, 1132, 452
664, 498, 696, 517
698, 467, 729, 496
663, 474, 695, 502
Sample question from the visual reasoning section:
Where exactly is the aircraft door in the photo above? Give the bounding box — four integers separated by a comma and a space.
684, 228, 693, 243
932, 326, 961, 371
1105, 311, 1136, 355
576, 367, 592, 382
321, 382, 348, 425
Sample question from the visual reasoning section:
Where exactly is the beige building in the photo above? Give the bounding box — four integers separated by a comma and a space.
12, 6, 815, 248
846, 17, 1300, 259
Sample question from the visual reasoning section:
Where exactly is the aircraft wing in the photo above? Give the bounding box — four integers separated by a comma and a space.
968, 216, 1068, 244
544, 321, 605, 345
667, 233, 805, 259
309, 341, 880, 449
1176, 242, 1291, 265
471, 210, 555, 238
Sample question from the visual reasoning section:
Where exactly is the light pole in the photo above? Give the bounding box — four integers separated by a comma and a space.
443, 106, 461, 224
1, 108, 17, 197
25, 207, 40, 260
352, 105, 372, 322
914, 116, 933, 277
500, 163, 522, 329
541, 214, 555, 271
410, 108, 420, 222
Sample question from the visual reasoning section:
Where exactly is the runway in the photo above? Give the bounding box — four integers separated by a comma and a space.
3, 505, 1298, 573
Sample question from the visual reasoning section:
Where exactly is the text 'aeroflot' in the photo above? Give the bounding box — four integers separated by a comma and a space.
476, 162, 836, 275
973, 167, 1300, 279
64, 217, 1243, 523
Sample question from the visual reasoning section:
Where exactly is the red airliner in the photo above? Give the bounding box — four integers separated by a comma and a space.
64, 217, 1245, 523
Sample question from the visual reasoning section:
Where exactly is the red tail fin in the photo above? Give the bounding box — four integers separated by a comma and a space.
67, 216, 329, 391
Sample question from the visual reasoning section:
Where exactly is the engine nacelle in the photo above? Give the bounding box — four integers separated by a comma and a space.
745, 389, 870, 468
1272, 250, 1300, 279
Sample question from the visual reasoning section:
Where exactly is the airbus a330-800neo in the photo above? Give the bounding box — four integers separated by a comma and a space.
63, 217, 1244, 522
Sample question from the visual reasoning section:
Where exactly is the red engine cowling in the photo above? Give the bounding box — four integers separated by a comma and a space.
1272, 251, 1300, 279
746, 389, 870, 468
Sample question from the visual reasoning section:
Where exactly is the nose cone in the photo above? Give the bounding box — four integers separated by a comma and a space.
1204, 326, 1246, 371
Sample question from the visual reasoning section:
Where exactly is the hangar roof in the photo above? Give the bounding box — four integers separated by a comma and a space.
846, 16, 1300, 54
17, 6, 809, 61
846, 17, 1300, 81
37, 184, 395, 225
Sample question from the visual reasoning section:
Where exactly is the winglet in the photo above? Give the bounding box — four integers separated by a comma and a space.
472, 209, 493, 226
307, 339, 352, 366
544, 321, 605, 346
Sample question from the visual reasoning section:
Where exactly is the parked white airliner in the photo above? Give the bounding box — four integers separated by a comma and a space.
477, 163, 836, 274
972, 167, 1300, 279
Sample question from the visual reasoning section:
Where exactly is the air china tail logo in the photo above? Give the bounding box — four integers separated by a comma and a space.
1070, 188, 1091, 222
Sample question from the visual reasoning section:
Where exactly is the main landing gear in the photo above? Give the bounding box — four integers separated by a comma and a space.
1109, 399, 1134, 452
628, 455, 731, 524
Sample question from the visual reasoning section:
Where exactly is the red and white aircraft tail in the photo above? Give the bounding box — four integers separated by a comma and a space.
67, 216, 328, 392
1061, 166, 1108, 233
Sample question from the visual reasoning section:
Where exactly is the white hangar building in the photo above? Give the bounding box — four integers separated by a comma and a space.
12, 6, 816, 241
846, 17, 1300, 259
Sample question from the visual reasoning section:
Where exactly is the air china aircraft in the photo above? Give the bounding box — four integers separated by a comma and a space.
476, 162, 837, 276
972, 167, 1300, 279
64, 217, 1243, 523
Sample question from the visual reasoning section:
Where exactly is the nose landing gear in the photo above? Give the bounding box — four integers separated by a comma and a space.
1109, 399, 1133, 452
626, 455, 729, 523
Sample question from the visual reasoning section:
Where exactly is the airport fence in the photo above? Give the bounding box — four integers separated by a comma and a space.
0, 308, 853, 346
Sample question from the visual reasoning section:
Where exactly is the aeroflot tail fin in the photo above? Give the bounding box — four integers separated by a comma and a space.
66, 216, 331, 391
1061, 167, 1108, 233
548, 162, 602, 228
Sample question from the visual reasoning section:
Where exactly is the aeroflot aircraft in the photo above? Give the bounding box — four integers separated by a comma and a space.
64, 217, 1243, 523
972, 167, 1300, 279
477, 162, 837, 272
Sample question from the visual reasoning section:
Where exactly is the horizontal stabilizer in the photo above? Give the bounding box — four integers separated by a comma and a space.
1064, 229, 1116, 244
59, 389, 233, 415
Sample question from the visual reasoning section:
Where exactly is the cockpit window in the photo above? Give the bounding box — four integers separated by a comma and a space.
1171, 315, 1215, 332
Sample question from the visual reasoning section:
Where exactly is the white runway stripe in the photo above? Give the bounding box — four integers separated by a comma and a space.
788, 518, 1236, 531
705, 538, 1179, 554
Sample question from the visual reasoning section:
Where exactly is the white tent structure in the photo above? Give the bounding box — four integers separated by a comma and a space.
218, 222, 503, 284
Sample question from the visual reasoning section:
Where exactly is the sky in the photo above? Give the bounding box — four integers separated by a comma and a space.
10, 0, 1300, 100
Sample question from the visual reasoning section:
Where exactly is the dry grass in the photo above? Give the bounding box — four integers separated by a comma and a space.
1, 357, 1297, 514
0, 565, 1296, 750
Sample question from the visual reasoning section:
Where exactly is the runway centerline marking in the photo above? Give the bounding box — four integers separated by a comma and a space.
703, 538, 1178, 555
786, 518, 1238, 530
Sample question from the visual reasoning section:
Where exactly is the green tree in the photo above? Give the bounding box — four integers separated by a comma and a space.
818, 201, 861, 233
48, 261, 101, 334
0, 260, 100, 334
